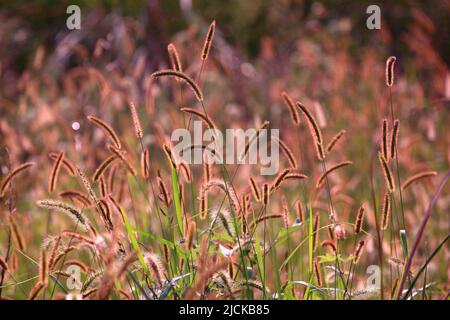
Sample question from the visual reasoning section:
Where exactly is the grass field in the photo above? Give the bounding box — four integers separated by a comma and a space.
0, 1, 449, 300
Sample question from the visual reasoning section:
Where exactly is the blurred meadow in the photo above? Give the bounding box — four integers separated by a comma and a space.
0, 0, 449, 300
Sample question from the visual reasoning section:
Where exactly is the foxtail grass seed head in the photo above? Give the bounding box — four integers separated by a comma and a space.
390, 119, 400, 159
378, 152, 395, 192
284, 173, 308, 181
200, 179, 240, 213
199, 193, 208, 220
240, 121, 270, 161
353, 240, 366, 264
314, 260, 323, 287
93, 155, 117, 182
316, 161, 352, 188
249, 177, 261, 202
59, 190, 91, 207
48, 151, 64, 193
296, 102, 325, 160
48, 235, 62, 270
321, 240, 337, 254
9, 215, 26, 251
28, 281, 45, 300
0, 162, 35, 198
179, 162, 191, 183
163, 144, 177, 169
381, 192, 391, 230
275, 138, 297, 169
295, 200, 304, 223
402, 171, 437, 191
39, 249, 49, 286
108, 145, 137, 176
152, 70, 203, 102
157, 176, 171, 207
87, 115, 121, 149
382, 118, 389, 161
129, 101, 143, 139
145, 253, 165, 288
167, 43, 182, 72
386, 56, 396, 87
281, 91, 300, 125
202, 20, 216, 61
326, 130, 346, 153
262, 183, 269, 206
203, 160, 211, 183
270, 169, 291, 192
49, 153, 76, 176
249, 214, 283, 229
186, 220, 196, 250
180, 107, 216, 130
99, 176, 106, 198
313, 213, 320, 251
37, 199, 89, 230
76, 166, 101, 210
141, 148, 150, 179
354, 204, 365, 234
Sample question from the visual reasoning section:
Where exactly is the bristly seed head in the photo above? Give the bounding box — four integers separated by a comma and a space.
386, 56, 396, 87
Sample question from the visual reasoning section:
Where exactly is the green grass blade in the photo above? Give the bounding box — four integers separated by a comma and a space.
121, 207, 150, 276
170, 167, 184, 236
